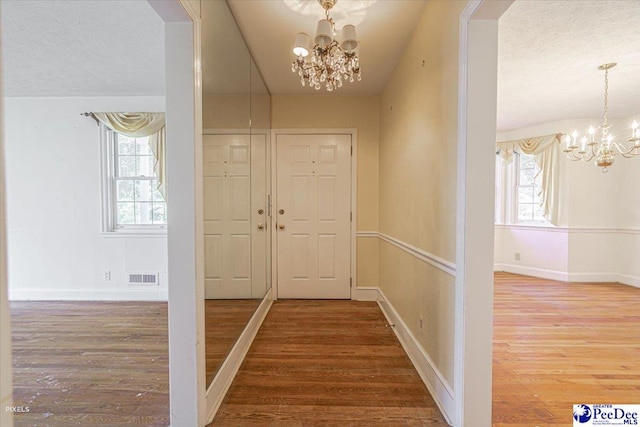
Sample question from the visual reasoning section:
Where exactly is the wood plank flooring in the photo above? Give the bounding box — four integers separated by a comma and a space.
208, 300, 448, 426
205, 299, 257, 387
493, 272, 640, 426
10, 301, 169, 427
9, 274, 640, 426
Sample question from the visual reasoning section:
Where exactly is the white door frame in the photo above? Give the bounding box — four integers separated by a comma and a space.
455, 1, 512, 425
271, 128, 357, 300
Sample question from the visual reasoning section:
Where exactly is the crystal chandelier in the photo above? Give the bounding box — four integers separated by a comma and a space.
563, 63, 640, 172
291, 0, 361, 92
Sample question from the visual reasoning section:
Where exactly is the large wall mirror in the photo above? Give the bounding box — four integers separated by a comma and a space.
201, 0, 271, 389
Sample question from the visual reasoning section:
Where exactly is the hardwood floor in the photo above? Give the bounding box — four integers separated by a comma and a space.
493, 272, 640, 426
208, 300, 448, 426
9, 274, 639, 426
10, 301, 169, 427
205, 299, 257, 387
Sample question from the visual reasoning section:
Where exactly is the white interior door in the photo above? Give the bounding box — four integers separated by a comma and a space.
203, 134, 266, 299
276, 134, 351, 299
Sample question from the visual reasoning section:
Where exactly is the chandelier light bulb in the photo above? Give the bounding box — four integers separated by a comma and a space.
293, 33, 310, 57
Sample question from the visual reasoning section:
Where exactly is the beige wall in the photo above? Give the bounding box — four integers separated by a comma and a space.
272, 95, 380, 288
378, 0, 466, 386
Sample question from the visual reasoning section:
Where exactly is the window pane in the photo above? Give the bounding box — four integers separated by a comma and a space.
118, 156, 136, 177
151, 183, 165, 202
136, 202, 153, 224
519, 168, 535, 186
117, 202, 135, 225
136, 137, 151, 155
137, 155, 154, 177
519, 154, 535, 170
518, 204, 533, 221
152, 204, 167, 224
534, 205, 546, 221
518, 186, 534, 203
135, 180, 153, 202
117, 135, 136, 155
116, 180, 134, 201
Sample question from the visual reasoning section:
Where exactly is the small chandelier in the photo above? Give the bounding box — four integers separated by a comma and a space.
563, 63, 640, 172
291, 0, 361, 92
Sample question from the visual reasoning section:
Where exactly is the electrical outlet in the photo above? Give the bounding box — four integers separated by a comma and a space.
419, 316, 424, 329
514, 252, 521, 261
104, 271, 111, 281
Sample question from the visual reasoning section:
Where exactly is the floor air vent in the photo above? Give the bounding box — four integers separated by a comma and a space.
128, 273, 159, 286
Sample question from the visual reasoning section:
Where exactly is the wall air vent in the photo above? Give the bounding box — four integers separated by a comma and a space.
128, 272, 159, 286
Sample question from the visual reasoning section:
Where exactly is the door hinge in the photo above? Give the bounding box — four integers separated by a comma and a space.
351, 146, 353, 156
267, 194, 272, 217
350, 277, 353, 287
350, 212, 352, 222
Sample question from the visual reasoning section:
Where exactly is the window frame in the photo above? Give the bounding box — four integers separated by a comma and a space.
514, 152, 547, 225
100, 125, 167, 236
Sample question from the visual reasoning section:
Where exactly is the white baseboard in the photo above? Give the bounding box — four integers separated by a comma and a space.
568, 272, 640, 288
205, 289, 273, 424
352, 286, 379, 301
8, 287, 169, 301
376, 289, 454, 426
495, 264, 640, 288
494, 263, 569, 282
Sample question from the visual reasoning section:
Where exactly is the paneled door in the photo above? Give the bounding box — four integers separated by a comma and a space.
276, 134, 351, 299
203, 134, 267, 299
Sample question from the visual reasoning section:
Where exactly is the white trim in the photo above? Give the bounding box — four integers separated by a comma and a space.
355, 231, 378, 238
495, 224, 640, 235
205, 291, 273, 423
493, 263, 569, 282
351, 286, 378, 301
358, 231, 456, 277
494, 264, 640, 288
379, 233, 456, 277
8, 288, 168, 301
456, 2, 512, 425
101, 231, 167, 238
270, 128, 358, 300
377, 289, 455, 425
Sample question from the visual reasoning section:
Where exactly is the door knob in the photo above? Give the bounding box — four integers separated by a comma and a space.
278, 223, 285, 230
279, 209, 285, 215
257, 223, 264, 230
258, 209, 264, 215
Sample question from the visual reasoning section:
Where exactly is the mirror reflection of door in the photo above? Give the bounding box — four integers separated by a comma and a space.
201, 0, 271, 390
203, 135, 267, 299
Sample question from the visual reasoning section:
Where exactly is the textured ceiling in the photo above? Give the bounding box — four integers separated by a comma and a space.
497, 0, 640, 131
228, 0, 427, 95
0, 0, 165, 97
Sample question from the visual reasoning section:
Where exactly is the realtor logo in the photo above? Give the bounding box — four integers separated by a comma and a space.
574, 405, 593, 423
573, 404, 640, 426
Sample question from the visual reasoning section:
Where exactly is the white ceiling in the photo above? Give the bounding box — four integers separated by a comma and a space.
228, 0, 427, 96
0, 0, 165, 97
1, 0, 637, 132
497, 0, 640, 131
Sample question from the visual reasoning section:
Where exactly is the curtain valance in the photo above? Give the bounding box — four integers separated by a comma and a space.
95, 112, 166, 199
496, 133, 562, 226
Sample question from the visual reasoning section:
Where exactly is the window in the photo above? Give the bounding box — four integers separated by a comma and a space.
101, 128, 166, 233
515, 153, 545, 223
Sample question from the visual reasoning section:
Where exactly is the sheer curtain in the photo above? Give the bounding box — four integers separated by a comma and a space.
94, 112, 166, 199
496, 133, 562, 225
